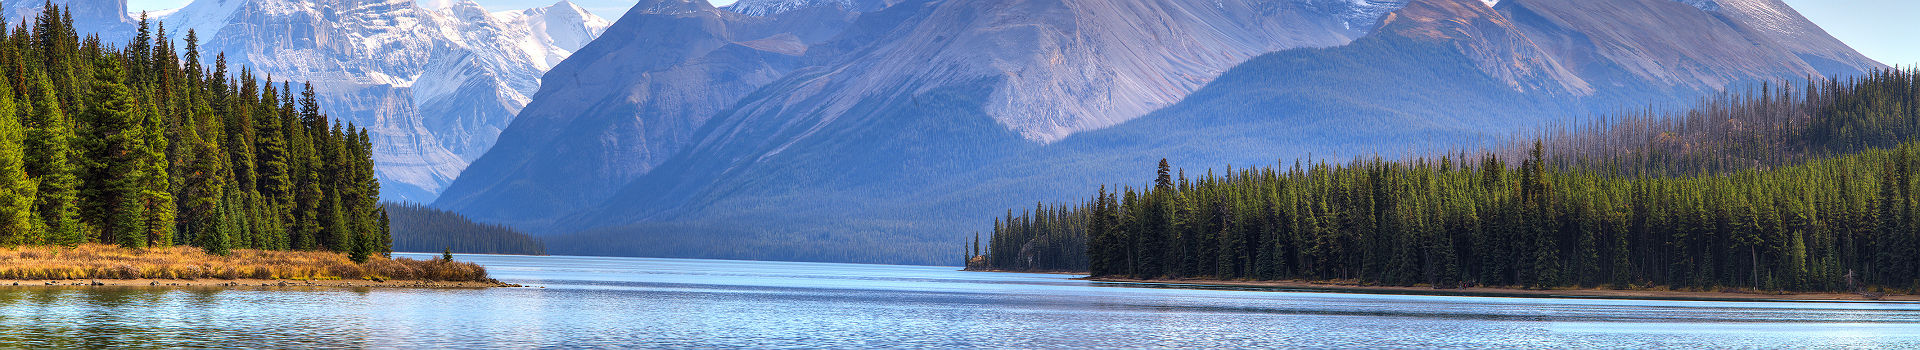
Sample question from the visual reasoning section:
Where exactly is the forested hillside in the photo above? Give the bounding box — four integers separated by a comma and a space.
0, 6, 388, 261
981, 69, 1920, 292
386, 203, 544, 255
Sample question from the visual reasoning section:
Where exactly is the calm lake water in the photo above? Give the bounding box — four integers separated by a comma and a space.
0, 254, 1918, 348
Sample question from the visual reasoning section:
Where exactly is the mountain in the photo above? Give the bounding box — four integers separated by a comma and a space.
448, 0, 1418, 253
159, 0, 609, 203
461, 0, 1880, 265
433, 0, 872, 224
6, 0, 135, 41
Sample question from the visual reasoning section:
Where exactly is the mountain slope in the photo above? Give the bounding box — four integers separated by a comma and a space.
165, 0, 608, 203
1495, 0, 1870, 93
433, 0, 871, 224
722, 0, 891, 16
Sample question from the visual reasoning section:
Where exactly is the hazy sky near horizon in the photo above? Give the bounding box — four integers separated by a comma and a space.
120, 0, 1914, 66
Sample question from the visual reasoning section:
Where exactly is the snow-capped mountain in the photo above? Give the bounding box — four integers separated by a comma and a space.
159, 0, 609, 203
494, 1, 611, 69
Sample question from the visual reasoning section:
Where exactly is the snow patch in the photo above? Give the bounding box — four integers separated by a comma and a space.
158, 0, 247, 37
1322, 0, 1411, 32
723, 0, 850, 16
1671, 0, 1722, 12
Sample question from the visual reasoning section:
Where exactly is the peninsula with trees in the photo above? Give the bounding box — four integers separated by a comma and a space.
0, 5, 492, 285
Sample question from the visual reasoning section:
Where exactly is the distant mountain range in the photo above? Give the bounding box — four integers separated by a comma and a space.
433, 0, 1881, 264
144, 0, 610, 203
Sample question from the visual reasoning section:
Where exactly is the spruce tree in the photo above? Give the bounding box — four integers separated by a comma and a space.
22, 73, 78, 245
0, 79, 36, 244
78, 57, 148, 248
139, 95, 175, 247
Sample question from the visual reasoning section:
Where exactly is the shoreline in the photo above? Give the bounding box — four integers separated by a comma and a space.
1086, 277, 1920, 302
0, 244, 501, 288
961, 268, 1085, 275
0, 278, 520, 289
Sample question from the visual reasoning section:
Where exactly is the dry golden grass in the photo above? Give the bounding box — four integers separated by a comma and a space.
0, 244, 490, 282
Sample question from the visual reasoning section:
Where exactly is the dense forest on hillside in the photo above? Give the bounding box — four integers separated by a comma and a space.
979, 69, 1920, 292
386, 203, 544, 255
0, 6, 388, 261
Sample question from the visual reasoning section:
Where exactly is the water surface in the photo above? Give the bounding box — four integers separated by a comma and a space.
0, 254, 1917, 348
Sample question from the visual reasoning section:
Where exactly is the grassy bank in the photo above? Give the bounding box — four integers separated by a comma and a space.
0, 244, 492, 282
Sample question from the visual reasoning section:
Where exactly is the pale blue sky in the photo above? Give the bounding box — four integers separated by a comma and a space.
1780, 0, 1919, 67
123, 0, 1914, 66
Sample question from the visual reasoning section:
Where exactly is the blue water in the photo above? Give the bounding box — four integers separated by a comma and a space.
0, 254, 1917, 348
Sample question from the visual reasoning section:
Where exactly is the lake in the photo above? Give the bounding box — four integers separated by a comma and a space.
0, 254, 1917, 348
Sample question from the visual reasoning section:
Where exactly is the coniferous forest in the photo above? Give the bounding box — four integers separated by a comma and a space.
0, 6, 389, 261
386, 202, 545, 255
980, 68, 1920, 293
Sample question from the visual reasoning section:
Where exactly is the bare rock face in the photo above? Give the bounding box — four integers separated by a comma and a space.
433, 0, 869, 224
163, 0, 609, 203
1378, 0, 1590, 95
778, 0, 1383, 144
1495, 0, 1878, 93
723, 0, 893, 16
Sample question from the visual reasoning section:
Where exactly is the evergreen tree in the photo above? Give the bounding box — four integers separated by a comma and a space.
22, 73, 77, 245
0, 79, 36, 244
0, 12, 387, 256
77, 58, 148, 248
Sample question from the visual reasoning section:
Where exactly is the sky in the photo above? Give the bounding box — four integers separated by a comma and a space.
1779, 0, 1920, 67
120, 0, 1914, 66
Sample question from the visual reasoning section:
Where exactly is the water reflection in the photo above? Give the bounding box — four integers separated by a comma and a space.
0, 254, 1909, 348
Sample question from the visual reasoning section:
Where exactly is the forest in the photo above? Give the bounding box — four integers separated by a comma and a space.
977, 68, 1920, 293
0, 6, 388, 261
386, 202, 545, 255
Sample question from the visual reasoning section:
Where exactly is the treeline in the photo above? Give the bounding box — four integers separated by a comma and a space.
1517, 69, 1920, 176
0, 6, 387, 260
982, 68, 1920, 292
385, 203, 544, 255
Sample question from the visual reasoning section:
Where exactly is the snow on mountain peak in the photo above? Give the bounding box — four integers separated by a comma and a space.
1316, 0, 1412, 31
494, 0, 612, 70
